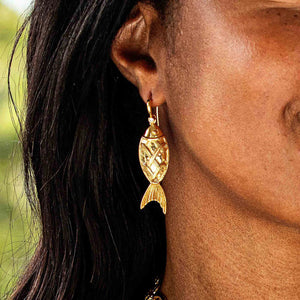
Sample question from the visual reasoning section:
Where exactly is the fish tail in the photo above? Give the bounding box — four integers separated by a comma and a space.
140, 183, 167, 214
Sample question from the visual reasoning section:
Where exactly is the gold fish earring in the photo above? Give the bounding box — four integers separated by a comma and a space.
138, 97, 169, 214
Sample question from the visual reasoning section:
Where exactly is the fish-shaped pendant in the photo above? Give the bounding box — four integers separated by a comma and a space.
138, 100, 169, 214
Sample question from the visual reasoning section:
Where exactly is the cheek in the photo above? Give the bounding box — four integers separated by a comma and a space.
165, 3, 300, 225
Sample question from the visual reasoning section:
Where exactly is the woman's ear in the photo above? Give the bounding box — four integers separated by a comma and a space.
110, 3, 166, 106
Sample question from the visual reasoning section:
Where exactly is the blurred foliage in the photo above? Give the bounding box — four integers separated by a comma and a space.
0, 1, 38, 298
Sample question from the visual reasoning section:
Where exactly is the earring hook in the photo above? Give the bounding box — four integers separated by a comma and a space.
147, 98, 160, 126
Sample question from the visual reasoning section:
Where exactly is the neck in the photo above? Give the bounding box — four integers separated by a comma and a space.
160, 146, 300, 299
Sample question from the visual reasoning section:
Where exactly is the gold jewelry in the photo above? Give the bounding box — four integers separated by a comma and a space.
138, 98, 169, 214
145, 278, 166, 300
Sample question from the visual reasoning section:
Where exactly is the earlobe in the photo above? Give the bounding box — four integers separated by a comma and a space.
110, 3, 166, 107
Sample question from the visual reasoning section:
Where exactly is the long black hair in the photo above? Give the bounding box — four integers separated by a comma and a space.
9, 0, 172, 298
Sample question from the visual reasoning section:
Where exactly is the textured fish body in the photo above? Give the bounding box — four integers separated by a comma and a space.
139, 124, 169, 214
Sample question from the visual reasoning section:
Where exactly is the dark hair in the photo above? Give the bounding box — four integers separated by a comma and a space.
9, 0, 173, 298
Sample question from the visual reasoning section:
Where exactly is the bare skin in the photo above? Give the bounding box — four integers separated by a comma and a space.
111, 0, 300, 298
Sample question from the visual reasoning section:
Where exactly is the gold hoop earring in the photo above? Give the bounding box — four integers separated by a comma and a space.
138, 98, 169, 214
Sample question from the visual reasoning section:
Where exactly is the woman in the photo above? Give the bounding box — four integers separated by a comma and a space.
10, 0, 300, 299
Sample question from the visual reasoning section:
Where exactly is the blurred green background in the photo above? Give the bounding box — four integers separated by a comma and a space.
0, 1, 38, 298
